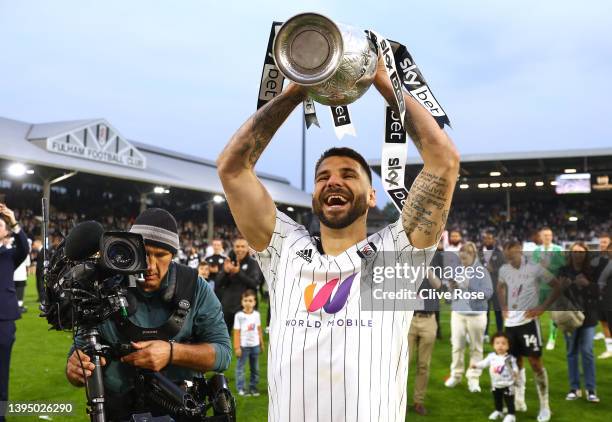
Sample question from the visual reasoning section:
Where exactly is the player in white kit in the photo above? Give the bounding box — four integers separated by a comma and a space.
217, 58, 459, 421
497, 241, 562, 422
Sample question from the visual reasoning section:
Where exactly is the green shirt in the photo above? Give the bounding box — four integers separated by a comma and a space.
71, 263, 231, 394
533, 243, 565, 276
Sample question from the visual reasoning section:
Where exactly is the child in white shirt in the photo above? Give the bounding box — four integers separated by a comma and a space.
472, 333, 519, 422
233, 289, 264, 396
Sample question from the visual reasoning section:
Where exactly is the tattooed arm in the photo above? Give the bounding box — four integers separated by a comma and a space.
217, 83, 306, 251
373, 58, 460, 249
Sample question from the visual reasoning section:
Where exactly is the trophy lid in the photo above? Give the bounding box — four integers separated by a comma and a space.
273, 12, 344, 86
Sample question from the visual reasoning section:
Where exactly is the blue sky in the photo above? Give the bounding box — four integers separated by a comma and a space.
1, 0, 611, 205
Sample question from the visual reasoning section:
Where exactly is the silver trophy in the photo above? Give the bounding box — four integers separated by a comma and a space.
273, 12, 378, 106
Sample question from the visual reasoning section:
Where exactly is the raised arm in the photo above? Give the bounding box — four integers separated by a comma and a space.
217, 84, 306, 251
373, 61, 460, 249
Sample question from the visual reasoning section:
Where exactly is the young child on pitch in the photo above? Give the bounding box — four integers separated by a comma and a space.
233, 289, 265, 396
471, 333, 519, 422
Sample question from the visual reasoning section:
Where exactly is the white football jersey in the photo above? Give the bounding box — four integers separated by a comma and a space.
499, 259, 554, 327
255, 210, 437, 422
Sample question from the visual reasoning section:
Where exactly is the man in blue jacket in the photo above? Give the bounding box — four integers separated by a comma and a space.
0, 204, 29, 422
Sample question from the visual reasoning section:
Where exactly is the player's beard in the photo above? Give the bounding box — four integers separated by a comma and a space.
312, 189, 368, 230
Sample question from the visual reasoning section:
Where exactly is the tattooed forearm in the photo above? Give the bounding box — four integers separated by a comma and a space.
219, 86, 305, 173
247, 93, 302, 166
403, 170, 450, 244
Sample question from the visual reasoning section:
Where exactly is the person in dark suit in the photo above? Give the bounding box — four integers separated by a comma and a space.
215, 237, 260, 336
479, 230, 505, 338
0, 203, 29, 422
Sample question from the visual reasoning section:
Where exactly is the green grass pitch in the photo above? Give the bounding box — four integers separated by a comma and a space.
8, 277, 611, 421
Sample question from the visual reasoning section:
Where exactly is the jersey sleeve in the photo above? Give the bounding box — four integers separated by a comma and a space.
255, 311, 261, 327
254, 209, 305, 290
473, 353, 493, 369
233, 312, 241, 330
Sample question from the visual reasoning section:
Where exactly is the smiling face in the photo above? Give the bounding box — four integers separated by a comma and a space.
312, 156, 375, 230
142, 245, 173, 292
540, 229, 553, 246
233, 238, 249, 261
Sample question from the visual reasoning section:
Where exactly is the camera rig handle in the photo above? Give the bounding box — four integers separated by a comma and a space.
81, 328, 109, 422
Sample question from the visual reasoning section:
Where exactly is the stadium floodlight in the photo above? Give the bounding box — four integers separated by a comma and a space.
564, 168, 577, 174
153, 186, 167, 194
568, 216, 578, 222
490, 183, 501, 188
550, 181, 558, 186
515, 182, 527, 187
212, 194, 225, 204
478, 183, 489, 188
502, 182, 512, 187
535, 181, 544, 186
489, 171, 501, 177
459, 184, 469, 189
7, 162, 28, 177
287, 206, 295, 212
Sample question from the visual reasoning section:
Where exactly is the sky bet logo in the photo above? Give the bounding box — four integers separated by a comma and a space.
303, 274, 358, 314
385, 157, 402, 187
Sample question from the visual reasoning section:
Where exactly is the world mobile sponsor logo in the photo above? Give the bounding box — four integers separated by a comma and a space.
304, 273, 358, 314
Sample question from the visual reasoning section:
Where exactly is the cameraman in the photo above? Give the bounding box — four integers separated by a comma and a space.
65, 209, 231, 420
0, 204, 29, 422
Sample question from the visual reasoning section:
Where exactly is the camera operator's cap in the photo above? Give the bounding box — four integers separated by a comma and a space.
130, 208, 179, 255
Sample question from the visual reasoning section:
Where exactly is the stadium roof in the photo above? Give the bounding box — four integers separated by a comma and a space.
0, 116, 311, 207
369, 148, 612, 182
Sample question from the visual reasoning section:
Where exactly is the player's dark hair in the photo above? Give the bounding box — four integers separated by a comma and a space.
539, 226, 553, 233
491, 332, 511, 347
198, 261, 208, 268
241, 289, 257, 300
315, 147, 372, 184
503, 240, 522, 250
599, 232, 610, 239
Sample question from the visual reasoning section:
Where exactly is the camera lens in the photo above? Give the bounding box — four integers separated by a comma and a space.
106, 241, 136, 270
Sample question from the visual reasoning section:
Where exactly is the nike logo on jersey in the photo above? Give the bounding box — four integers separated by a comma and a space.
296, 248, 313, 263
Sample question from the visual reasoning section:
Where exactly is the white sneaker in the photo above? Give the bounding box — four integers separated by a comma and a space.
537, 408, 551, 422
597, 350, 612, 359
515, 400, 527, 412
502, 415, 516, 422
444, 377, 461, 388
488, 410, 504, 420
545, 338, 556, 350
468, 379, 481, 393
593, 332, 605, 340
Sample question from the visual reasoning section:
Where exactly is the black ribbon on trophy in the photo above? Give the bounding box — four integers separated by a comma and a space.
256, 13, 451, 211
